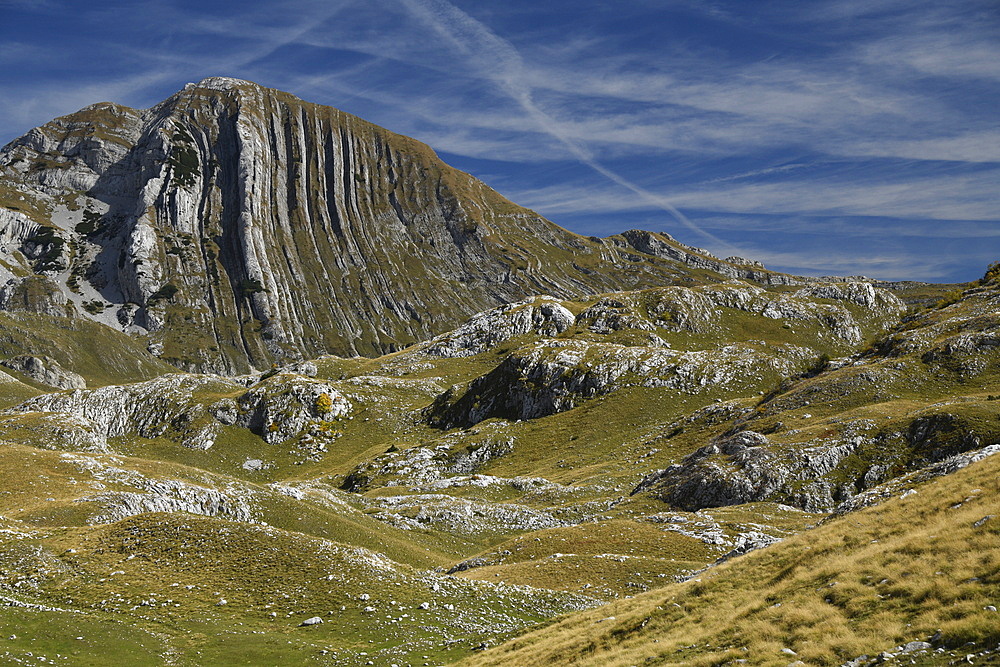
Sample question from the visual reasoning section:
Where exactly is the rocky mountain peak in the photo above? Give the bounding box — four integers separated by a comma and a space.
188, 76, 257, 92
0, 79, 824, 374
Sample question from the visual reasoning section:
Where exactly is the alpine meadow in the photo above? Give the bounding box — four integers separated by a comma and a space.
0, 19, 997, 666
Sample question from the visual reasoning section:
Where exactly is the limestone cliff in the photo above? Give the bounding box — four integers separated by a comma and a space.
0, 77, 800, 374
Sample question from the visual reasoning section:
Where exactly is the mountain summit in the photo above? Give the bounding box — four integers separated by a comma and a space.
0, 78, 998, 667
1, 77, 791, 373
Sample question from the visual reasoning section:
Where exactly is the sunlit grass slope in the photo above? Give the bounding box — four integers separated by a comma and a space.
463, 451, 1000, 666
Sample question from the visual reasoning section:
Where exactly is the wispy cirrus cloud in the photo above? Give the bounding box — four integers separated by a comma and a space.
513, 169, 1000, 221
393, 0, 742, 253
0, 0, 355, 138
693, 215, 1000, 239
835, 131, 1000, 163
0, 0, 995, 282
740, 247, 966, 282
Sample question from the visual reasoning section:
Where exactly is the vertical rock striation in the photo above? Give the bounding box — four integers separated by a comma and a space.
0, 77, 801, 373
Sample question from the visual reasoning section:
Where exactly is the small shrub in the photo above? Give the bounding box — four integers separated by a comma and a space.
935, 289, 964, 309
240, 278, 267, 294
981, 261, 1000, 284
314, 393, 333, 414
167, 128, 199, 188
75, 209, 103, 236
804, 353, 831, 378
149, 283, 179, 302
26, 226, 66, 272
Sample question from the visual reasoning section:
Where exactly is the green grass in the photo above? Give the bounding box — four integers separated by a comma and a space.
0, 312, 173, 387
0, 511, 591, 666
0, 606, 168, 665
0, 194, 989, 665
452, 520, 721, 599
463, 450, 1000, 666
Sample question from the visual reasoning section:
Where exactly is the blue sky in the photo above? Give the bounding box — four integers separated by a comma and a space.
1, 0, 997, 282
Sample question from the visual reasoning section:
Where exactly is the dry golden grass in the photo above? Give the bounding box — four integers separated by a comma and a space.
461, 452, 1000, 666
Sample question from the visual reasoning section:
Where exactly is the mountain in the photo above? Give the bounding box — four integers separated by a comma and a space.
0, 77, 996, 667
0, 77, 796, 374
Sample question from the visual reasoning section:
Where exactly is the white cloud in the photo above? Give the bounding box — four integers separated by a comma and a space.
859, 32, 1000, 81
392, 0, 741, 253
513, 170, 1000, 222
835, 130, 1000, 163
695, 215, 1000, 239
1, 0, 994, 285
0, 70, 180, 140
745, 247, 967, 282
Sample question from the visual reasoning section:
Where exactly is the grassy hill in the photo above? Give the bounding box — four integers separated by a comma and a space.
461, 447, 1000, 666
0, 269, 994, 665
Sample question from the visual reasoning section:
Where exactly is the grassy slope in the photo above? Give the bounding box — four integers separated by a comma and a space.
463, 450, 1000, 666
0, 274, 990, 665
0, 312, 174, 387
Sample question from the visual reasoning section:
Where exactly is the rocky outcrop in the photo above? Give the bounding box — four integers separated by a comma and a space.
427, 339, 815, 428
366, 494, 565, 536
0, 77, 806, 374
0, 276, 75, 317
0, 411, 108, 452
631, 431, 800, 509
57, 451, 264, 524
7, 371, 351, 449
612, 230, 796, 285
12, 373, 232, 449
409, 278, 905, 428
0, 354, 86, 389
422, 297, 574, 358
633, 409, 998, 512
833, 443, 1000, 514
237, 374, 350, 444
342, 438, 514, 492
85, 478, 258, 525
576, 280, 904, 344
715, 531, 783, 563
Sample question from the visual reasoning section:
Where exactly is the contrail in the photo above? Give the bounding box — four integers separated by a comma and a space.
397, 0, 741, 255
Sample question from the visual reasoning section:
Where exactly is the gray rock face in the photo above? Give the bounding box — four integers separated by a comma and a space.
0, 78, 802, 374
86, 478, 258, 524
238, 374, 350, 444
833, 443, 1000, 515
394, 280, 898, 410
8, 371, 351, 449
367, 494, 565, 536
613, 230, 796, 285
13, 373, 233, 450
0, 276, 74, 317
575, 281, 901, 345
427, 339, 815, 428
423, 297, 574, 358
342, 438, 514, 492
635, 410, 997, 513
0, 355, 86, 389
0, 411, 108, 452
715, 531, 783, 563
631, 431, 808, 510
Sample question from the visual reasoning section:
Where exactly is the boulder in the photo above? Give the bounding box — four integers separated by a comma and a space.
0, 355, 86, 389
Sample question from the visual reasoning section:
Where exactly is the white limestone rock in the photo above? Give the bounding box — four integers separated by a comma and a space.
423, 297, 574, 358
0, 355, 86, 390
